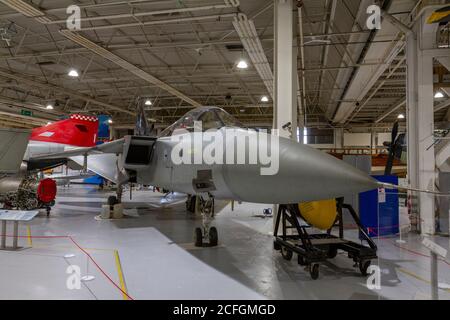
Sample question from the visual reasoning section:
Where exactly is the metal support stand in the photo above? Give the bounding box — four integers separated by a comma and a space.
431, 251, 438, 300
82, 153, 88, 174
273, 199, 377, 280
12, 221, 18, 249
0, 210, 39, 251
0, 220, 22, 251
1, 220, 5, 249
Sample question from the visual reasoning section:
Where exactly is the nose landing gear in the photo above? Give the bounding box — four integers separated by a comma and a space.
193, 194, 218, 247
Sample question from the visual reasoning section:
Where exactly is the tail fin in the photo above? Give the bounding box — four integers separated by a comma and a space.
31, 114, 99, 147
134, 97, 152, 136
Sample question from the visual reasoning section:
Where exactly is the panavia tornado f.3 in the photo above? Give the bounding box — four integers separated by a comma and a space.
31, 99, 379, 246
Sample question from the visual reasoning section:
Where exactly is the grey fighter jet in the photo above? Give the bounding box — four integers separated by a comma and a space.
32, 100, 379, 246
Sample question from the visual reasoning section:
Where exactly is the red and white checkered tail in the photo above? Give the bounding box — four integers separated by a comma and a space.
30, 114, 99, 147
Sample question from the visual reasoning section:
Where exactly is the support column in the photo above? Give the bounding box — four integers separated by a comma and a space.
273, 0, 297, 232
406, 22, 436, 235
274, 0, 297, 140
334, 128, 343, 149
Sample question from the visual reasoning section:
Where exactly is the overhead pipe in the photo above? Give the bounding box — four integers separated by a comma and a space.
46, 2, 240, 25
348, 55, 407, 123
297, 1, 307, 126
64, 13, 238, 32
233, 13, 274, 98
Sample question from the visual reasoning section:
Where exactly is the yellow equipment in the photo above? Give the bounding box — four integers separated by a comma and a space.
299, 199, 337, 230
427, 6, 450, 24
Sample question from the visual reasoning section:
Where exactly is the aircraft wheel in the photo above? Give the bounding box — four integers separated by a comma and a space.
359, 260, 371, 276
310, 264, 319, 280
327, 246, 338, 259
209, 227, 218, 247
107, 196, 118, 206
281, 247, 293, 261
194, 228, 203, 247
273, 241, 281, 251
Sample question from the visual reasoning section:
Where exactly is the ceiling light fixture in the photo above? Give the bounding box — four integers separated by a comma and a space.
261, 96, 269, 103
45, 104, 53, 110
434, 91, 444, 99
68, 69, 79, 77
236, 59, 248, 69
397, 114, 405, 119
145, 99, 152, 106
108, 119, 113, 124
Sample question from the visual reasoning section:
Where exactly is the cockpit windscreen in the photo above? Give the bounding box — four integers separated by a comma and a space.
159, 107, 244, 137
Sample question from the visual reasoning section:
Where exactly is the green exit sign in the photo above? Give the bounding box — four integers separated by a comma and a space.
21, 110, 33, 117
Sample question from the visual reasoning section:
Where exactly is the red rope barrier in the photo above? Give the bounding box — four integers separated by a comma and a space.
0, 233, 134, 300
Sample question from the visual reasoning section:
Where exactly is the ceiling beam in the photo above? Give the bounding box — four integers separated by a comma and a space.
60, 30, 202, 108
0, 68, 135, 115
374, 98, 406, 123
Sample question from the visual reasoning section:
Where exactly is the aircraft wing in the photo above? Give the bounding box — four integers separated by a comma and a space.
30, 138, 125, 160
0, 128, 30, 174
70, 154, 118, 183
30, 135, 156, 184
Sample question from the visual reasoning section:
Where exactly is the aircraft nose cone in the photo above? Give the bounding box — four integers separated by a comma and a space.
222, 135, 378, 204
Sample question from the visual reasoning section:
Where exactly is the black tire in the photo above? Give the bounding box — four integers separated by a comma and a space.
281, 247, 293, 261
209, 227, 218, 247
194, 228, 203, 247
327, 246, 338, 259
310, 264, 319, 280
107, 196, 118, 206
273, 241, 281, 251
359, 260, 371, 276
186, 196, 196, 213
297, 255, 306, 266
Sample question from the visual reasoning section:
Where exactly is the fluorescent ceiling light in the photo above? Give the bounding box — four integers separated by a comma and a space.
145, 99, 152, 106
45, 104, 53, 110
397, 114, 405, 119
434, 91, 444, 99
68, 69, 79, 77
261, 96, 269, 102
236, 60, 248, 69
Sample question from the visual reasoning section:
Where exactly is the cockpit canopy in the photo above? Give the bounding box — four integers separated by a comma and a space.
160, 106, 244, 137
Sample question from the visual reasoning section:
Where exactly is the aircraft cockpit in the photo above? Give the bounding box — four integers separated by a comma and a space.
159, 107, 244, 137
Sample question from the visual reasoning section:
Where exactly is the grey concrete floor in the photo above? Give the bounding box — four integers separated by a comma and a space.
1, 184, 449, 300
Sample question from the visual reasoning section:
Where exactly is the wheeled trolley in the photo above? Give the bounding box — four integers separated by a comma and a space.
273, 198, 377, 280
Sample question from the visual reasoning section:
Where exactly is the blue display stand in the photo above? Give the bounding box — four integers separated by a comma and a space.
359, 175, 399, 238
97, 115, 111, 141
83, 175, 104, 185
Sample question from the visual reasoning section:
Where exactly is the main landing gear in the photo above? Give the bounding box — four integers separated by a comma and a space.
107, 183, 123, 206
193, 194, 218, 247
100, 184, 124, 219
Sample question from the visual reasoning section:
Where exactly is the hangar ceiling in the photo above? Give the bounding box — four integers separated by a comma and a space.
0, 0, 448, 131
